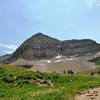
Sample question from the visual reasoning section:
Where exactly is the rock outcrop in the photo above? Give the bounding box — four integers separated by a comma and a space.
1, 32, 100, 64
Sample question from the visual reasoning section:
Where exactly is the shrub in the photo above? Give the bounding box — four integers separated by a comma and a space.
2, 73, 14, 83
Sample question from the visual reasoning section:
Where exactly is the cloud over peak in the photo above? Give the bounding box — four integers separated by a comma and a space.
0, 43, 17, 50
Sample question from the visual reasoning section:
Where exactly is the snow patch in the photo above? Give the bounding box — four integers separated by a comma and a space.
40, 59, 51, 63
66, 58, 77, 61
47, 60, 51, 63
55, 54, 62, 59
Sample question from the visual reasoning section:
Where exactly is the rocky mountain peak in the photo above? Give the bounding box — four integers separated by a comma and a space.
33, 32, 45, 36
27, 32, 60, 44
1, 33, 100, 64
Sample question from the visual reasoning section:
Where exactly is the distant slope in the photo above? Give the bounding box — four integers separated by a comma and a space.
9, 55, 99, 72
96, 59, 100, 65
90, 57, 100, 65
0, 54, 12, 64
89, 53, 100, 65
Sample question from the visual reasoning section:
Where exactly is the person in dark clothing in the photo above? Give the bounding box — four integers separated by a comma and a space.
68, 70, 71, 74
70, 70, 74, 75
63, 70, 66, 73
91, 72, 94, 77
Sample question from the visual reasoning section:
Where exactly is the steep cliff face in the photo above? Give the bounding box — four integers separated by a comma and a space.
62, 39, 100, 56
1, 33, 100, 63
8, 33, 61, 62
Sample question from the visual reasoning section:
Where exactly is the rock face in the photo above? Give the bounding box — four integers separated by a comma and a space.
62, 39, 100, 56
1, 32, 100, 63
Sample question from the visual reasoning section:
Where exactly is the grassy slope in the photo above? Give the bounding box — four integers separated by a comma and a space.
0, 65, 100, 100
96, 59, 100, 65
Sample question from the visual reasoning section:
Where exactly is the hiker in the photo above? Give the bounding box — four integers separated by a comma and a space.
70, 70, 74, 75
68, 70, 71, 74
63, 70, 66, 73
91, 72, 94, 77
98, 70, 100, 74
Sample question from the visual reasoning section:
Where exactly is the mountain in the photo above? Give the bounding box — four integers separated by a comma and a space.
62, 39, 100, 56
0, 54, 12, 61
0, 32, 100, 64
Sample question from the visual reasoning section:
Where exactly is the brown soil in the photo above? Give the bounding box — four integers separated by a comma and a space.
75, 87, 100, 100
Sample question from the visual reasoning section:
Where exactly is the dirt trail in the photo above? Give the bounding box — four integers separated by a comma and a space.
75, 87, 100, 100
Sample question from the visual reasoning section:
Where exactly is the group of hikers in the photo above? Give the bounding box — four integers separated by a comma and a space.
63, 70, 100, 77
63, 70, 74, 74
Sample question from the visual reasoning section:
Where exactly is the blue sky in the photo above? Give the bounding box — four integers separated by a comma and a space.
0, 0, 100, 55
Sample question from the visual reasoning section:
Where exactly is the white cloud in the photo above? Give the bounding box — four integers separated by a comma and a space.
0, 43, 18, 50
6, 50, 14, 54
88, 0, 100, 9
89, 0, 96, 9
0, 43, 18, 55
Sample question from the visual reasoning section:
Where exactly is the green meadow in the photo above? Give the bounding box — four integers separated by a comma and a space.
0, 65, 100, 100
